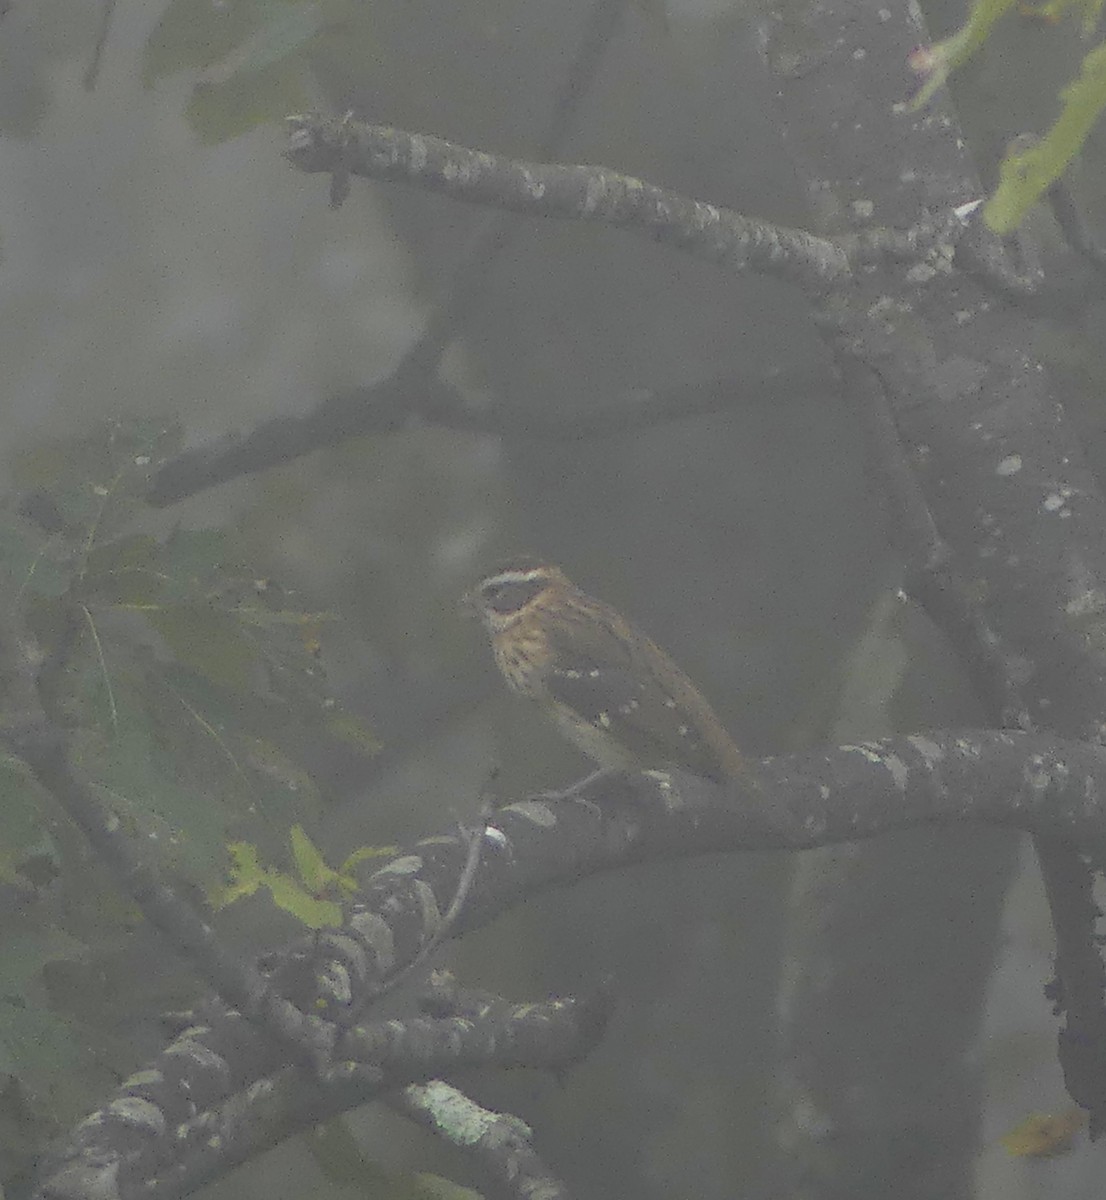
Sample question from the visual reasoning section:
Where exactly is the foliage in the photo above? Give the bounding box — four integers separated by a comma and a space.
984, 43, 1106, 231
213, 825, 396, 930
908, 0, 1021, 112
911, 0, 1106, 232
1001, 1107, 1085, 1155
139, 0, 1106, 233
143, 0, 344, 143
0, 418, 378, 1166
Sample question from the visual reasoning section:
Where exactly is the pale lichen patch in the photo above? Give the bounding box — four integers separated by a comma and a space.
1043, 491, 1071, 515
107, 1097, 166, 1135
883, 753, 909, 792
520, 168, 546, 199
643, 768, 684, 812
408, 135, 429, 174
1023, 754, 1052, 794
841, 743, 884, 764
1066, 589, 1106, 618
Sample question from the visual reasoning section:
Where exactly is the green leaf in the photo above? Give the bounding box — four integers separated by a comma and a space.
68, 682, 245, 889
0, 930, 85, 996
158, 528, 234, 602
907, 0, 1019, 110
1021, 0, 1106, 34
211, 842, 265, 907
263, 871, 342, 929
155, 667, 325, 835
146, 604, 261, 692
984, 41, 1106, 232
212, 838, 342, 928
0, 508, 75, 605
22, 598, 76, 676
0, 754, 53, 887
289, 824, 331, 894
340, 844, 399, 876
0, 930, 89, 1113
241, 738, 322, 805
196, 2, 323, 86
145, 0, 329, 140
324, 710, 382, 756
144, 0, 266, 82
186, 57, 310, 144
9, 420, 181, 535
80, 535, 163, 606
1001, 1108, 1085, 1156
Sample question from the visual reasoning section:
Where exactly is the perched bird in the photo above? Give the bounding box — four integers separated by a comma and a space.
468, 558, 744, 782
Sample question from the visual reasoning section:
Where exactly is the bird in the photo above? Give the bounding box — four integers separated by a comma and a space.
467, 558, 745, 782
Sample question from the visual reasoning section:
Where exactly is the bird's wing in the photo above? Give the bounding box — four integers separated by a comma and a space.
542, 621, 733, 780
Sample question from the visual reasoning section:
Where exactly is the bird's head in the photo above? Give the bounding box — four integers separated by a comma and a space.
466, 557, 573, 634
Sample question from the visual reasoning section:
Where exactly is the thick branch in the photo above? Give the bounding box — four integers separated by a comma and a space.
45, 990, 604, 1200
36, 729, 1106, 1200
393, 1081, 571, 1200
284, 113, 852, 290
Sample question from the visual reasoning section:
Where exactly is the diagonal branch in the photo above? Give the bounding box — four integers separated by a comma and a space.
143, 364, 820, 506
283, 112, 855, 290
34, 729, 1106, 1200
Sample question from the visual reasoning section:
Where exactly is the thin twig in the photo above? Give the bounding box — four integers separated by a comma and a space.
358, 813, 488, 1006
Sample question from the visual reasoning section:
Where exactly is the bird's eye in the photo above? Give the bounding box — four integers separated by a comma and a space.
481, 578, 546, 614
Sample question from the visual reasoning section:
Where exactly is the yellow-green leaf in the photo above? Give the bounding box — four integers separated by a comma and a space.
985, 40, 1106, 232
1001, 1108, 1084, 1156
908, 0, 1019, 110
210, 841, 264, 907
264, 871, 343, 929
340, 844, 400, 876
290, 824, 333, 894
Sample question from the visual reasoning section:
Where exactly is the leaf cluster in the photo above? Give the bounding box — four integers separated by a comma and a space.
911, 0, 1106, 232
215, 824, 396, 930
0, 418, 378, 1172
143, 0, 351, 143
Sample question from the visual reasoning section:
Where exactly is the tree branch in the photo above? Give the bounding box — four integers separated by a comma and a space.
143, 364, 821, 506
283, 113, 854, 290
41, 988, 605, 1200
33, 729, 1106, 1199
391, 1080, 571, 1200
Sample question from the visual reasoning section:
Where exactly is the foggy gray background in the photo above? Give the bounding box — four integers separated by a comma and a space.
3, 0, 1105, 1196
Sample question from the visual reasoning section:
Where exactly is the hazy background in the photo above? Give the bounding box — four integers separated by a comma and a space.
3, 0, 1106, 1196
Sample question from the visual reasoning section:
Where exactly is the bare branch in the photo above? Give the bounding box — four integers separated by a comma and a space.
283, 113, 853, 290
36, 728, 1106, 1200
143, 364, 819, 506
50, 990, 606, 1200
391, 1081, 572, 1200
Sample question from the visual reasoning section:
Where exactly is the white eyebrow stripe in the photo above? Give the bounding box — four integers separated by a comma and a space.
484, 570, 547, 587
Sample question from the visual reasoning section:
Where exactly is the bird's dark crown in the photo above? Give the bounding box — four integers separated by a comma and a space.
475, 557, 569, 617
